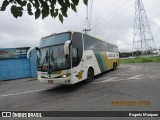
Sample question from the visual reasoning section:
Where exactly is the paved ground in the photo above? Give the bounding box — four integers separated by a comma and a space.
0, 63, 160, 120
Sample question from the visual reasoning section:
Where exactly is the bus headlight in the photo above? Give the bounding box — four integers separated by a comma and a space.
62, 75, 67, 78
60, 73, 71, 78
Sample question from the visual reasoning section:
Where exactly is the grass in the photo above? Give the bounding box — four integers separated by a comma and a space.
120, 56, 160, 64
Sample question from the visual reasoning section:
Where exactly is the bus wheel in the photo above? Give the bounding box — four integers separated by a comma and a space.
85, 68, 94, 83
113, 63, 116, 71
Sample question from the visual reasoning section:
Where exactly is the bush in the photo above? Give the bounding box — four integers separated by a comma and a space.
142, 58, 153, 62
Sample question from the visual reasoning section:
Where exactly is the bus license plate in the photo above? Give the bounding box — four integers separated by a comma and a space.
48, 80, 53, 84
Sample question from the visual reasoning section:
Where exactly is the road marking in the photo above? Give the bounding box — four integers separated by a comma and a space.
128, 66, 142, 72
93, 75, 143, 83
127, 75, 143, 80
95, 65, 136, 81
130, 66, 141, 70
0, 88, 48, 97
117, 73, 127, 76
93, 77, 119, 83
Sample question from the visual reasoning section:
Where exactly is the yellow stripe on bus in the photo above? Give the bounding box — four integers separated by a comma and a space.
103, 52, 113, 70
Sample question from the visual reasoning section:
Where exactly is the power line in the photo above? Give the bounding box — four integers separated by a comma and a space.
88, 1, 157, 51
91, 0, 131, 31
88, 0, 160, 51
93, 1, 135, 34
83, 0, 159, 40
91, 0, 118, 26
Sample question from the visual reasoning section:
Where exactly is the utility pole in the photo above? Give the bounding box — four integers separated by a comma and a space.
132, 0, 156, 56
83, 0, 93, 34
83, 28, 91, 34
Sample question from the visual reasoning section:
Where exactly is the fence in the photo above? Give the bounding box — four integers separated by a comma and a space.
0, 47, 37, 81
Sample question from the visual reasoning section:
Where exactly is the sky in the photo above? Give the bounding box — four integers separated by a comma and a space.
0, 0, 160, 52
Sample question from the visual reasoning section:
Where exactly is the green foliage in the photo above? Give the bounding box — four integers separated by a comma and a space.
0, 0, 88, 23
1, 0, 9, 11
83, 0, 88, 5
71, 0, 79, 6
142, 58, 153, 63
71, 3, 77, 12
11, 5, 23, 18
120, 56, 160, 64
35, 8, 41, 19
59, 13, 63, 23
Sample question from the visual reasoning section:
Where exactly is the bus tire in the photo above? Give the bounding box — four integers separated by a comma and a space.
116, 62, 118, 68
112, 63, 116, 71
85, 68, 94, 83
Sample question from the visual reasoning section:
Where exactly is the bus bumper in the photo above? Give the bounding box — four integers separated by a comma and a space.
38, 76, 72, 85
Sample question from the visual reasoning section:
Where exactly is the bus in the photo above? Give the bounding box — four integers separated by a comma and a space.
27, 31, 119, 84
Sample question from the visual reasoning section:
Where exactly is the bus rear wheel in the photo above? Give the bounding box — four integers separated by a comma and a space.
112, 63, 116, 71
85, 68, 94, 83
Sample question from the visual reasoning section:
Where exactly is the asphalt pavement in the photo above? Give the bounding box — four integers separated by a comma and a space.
0, 63, 160, 120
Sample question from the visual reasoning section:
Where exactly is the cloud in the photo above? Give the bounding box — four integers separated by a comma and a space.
0, 0, 159, 51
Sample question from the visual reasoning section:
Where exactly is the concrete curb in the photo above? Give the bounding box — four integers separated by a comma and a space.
27, 78, 38, 81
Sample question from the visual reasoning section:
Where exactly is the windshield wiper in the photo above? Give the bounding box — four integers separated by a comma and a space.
41, 51, 48, 71
50, 50, 58, 71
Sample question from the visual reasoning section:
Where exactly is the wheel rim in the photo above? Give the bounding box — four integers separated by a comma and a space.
88, 72, 91, 80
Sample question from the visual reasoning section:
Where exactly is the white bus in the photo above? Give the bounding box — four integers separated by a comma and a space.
27, 31, 119, 84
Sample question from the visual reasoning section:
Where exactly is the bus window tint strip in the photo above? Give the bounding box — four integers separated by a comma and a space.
83, 34, 118, 53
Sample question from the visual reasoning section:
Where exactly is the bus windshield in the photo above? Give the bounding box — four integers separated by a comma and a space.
40, 32, 71, 47
38, 32, 71, 72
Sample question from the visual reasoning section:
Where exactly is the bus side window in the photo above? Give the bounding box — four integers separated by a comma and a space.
72, 48, 79, 67
72, 32, 83, 67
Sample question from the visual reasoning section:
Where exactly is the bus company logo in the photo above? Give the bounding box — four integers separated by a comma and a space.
2, 112, 11, 117
76, 70, 84, 80
86, 55, 92, 59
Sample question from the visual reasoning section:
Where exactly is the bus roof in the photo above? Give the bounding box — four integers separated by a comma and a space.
41, 30, 117, 47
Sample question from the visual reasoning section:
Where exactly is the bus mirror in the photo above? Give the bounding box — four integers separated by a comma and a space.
27, 47, 40, 59
64, 40, 71, 56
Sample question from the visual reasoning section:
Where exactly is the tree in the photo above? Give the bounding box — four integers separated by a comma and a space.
0, 0, 88, 23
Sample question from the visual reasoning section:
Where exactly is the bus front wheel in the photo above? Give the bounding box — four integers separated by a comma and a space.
85, 68, 94, 83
